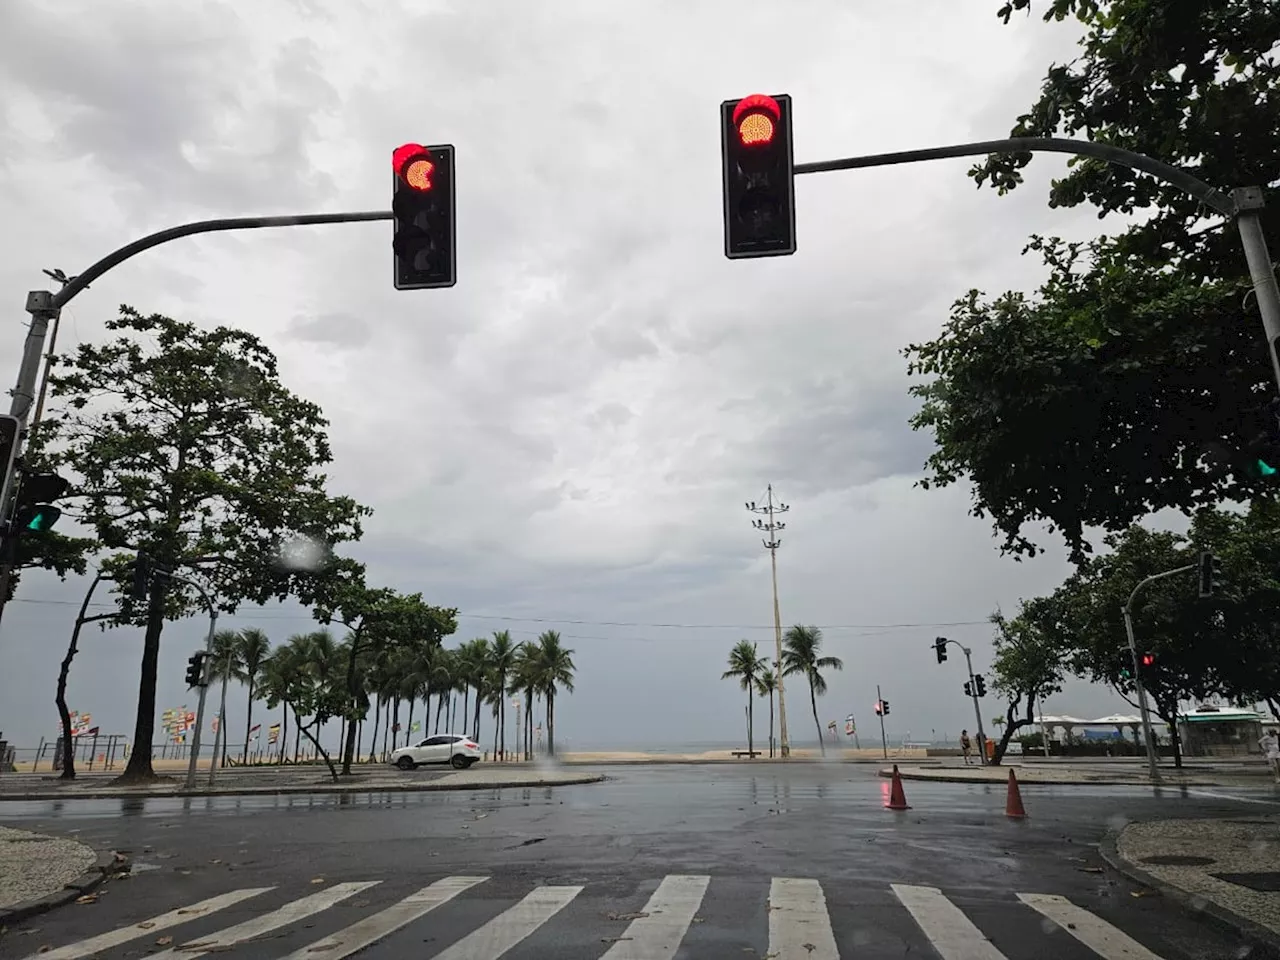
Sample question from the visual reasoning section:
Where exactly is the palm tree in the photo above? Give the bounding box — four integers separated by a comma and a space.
489, 631, 516, 759
534, 631, 575, 755
457, 637, 491, 741
781, 624, 844, 756
259, 643, 305, 763
210, 628, 244, 767
512, 642, 539, 759
723, 640, 768, 757
236, 627, 271, 764
756, 667, 777, 758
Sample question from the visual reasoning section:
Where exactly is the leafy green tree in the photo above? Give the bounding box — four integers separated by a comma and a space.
723, 640, 768, 757
904, 0, 1280, 562
988, 599, 1066, 764
37, 307, 369, 782
313, 581, 457, 774
781, 625, 844, 755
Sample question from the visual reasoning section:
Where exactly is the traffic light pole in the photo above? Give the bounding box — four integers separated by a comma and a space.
876, 684, 887, 760
937, 637, 988, 766
163, 569, 219, 792
0, 210, 393, 638
1121, 563, 1194, 785
793, 137, 1280, 397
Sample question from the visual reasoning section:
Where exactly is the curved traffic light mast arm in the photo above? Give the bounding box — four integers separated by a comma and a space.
1120, 562, 1196, 784
794, 136, 1280, 396
51, 210, 394, 311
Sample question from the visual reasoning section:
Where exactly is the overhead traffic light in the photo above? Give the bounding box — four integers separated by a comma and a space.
392, 142, 456, 290
1198, 550, 1222, 597
720, 93, 796, 259
129, 555, 151, 602
975, 675, 987, 698
185, 651, 209, 688
10, 468, 70, 536
933, 637, 948, 664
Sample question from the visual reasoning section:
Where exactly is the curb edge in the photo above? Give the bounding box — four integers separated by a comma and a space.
1098, 825, 1280, 955
0, 848, 129, 927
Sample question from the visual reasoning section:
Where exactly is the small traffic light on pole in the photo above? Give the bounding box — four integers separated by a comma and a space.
1140, 652, 1156, 669
873, 700, 883, 716
975, 674, 987, 698
10, 469, 70, 536
0, 415, 20, 511
720, 93, 796, 259
185, 651, 209, 688
881, 699, 890, 716
392, 142, 456, 290
934, 637, 948, 664
130, 555, 151, 602
1197, 550, 1222, 597
1244, 397, 1280, 478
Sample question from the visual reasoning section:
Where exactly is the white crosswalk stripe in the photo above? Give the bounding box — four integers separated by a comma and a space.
12, 873, 1188, 960
19, 888, 273, 960
281, 876, 488, 960
768, 878, 839, 960
892, 883, 1009, 960
148, 881, 379, 960
1018, 893, 1169, 960
600, 874, 710, 960
432, 884, 581, 959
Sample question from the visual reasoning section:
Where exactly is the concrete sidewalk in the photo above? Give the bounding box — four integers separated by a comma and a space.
1103, 816, 1280, 950
0, 765, 605, 801
878, 762, 1277, 786
0, 826, 114, 924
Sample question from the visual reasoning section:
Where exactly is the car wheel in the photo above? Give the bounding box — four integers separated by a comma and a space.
450, 754, 469, 769
396, 756, 416, 771
463, 757, 477, 769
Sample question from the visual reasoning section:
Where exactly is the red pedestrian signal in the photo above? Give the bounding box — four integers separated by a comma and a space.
1141, 653, 1156, 668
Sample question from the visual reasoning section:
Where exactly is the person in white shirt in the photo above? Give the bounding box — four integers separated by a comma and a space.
1260, 729, 1280, 783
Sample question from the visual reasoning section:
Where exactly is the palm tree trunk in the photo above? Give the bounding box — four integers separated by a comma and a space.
769, 690, 775, 758
809, 679, 825, 756
498, 684, 505, 759
369, 696, 382, 764
242, 679, 257, 765
434, 692, 445, 733
473, 693, 482, 742
547, 691, 556, 755
293, 720, 300, 763
747, 688, 754, 757
279, 703, 288, 765
406, 699, 415, 749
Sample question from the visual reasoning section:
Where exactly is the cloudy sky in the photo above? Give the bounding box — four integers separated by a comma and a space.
0, 0, 1148, 756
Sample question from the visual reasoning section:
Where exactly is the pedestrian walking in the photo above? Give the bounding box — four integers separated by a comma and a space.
1261, 728, 1280, 783
960, 729, 972, 766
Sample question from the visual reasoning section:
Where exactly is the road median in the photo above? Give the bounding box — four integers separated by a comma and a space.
0, 766, 605, 801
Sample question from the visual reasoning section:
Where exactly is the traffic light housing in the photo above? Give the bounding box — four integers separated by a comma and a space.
1243, 397, 1280, 478
1140, 652, 1156, 668
934, 637, 948, 664
392, 142, 456, 290
129, 555, 151, 602
975, 674, 987, 698
185, 651, 209, 688
10, 469, 70, 535
964, 681, 972, 697
1198, 550, 1222, 597
721, 93, 796, 259
873, 700, 883, 716
0, 415, 19, 508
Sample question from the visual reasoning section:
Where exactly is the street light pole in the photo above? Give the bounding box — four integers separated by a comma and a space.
793, 136, 1280, 397
959, 645, 989, 767
1121, 563, 1194, 785
748, 485, 791, 757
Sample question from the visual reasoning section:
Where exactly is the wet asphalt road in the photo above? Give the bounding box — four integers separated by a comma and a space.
1, 763, 1277, 959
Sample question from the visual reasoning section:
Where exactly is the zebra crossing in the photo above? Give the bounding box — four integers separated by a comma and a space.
11, 874, 1176, 960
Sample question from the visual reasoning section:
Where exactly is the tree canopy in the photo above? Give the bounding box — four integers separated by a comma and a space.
903, 0, 1280, 562
38, 306, 370, 781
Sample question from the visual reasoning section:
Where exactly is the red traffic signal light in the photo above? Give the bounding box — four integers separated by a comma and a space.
1140, 653, 1156, 668
732, 94, 780, 147
392, 143, 435, 191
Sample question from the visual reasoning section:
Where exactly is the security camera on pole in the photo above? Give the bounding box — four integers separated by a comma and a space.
933, 636, 990, 765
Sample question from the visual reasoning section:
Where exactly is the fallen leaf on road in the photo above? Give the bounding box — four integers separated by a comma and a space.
692, 918, 704, 924
804, 945, 816, 953
1066, 922, 1077, 930
600, 937, 633, 944
1130, 891, 1149, 898
114, 852, 128, 863
607, 912, 649, 921
1076, 867, 1103, 874
209, 859, 222, 864
75, 895, 98, 904
156, 937, 173, 946
310, 878, 325, 885
38, 945, 51, 953
137, 922, 155, 929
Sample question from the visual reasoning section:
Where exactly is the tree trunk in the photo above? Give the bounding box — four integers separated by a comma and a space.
117, 582, 168, 782
547, 691, 556, 755
406, 699, 415, 749
55, 576, 106, 781
746, 687, 754, 757
295, 710, 338, 781
473, 691, 482, 742
768, 690, 775, 758
242, 678, 257, 765
340, 634, 363, 775
809, 680, 824, 756
498, 681, 505, 759
293, 719, 301, 763
279, 703, 288, 764
215, 667, 231, 768
369, 695, 382, 764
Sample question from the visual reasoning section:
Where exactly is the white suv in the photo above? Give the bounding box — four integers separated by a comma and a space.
391, 733, 481, 770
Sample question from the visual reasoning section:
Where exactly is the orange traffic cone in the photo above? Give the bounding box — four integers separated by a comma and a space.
1005, 769, 1027, 819
886, 764, 911, 810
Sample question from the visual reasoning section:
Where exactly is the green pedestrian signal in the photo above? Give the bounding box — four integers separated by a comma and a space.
1256, 457, 1278, 477
22, 506, 61, 532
